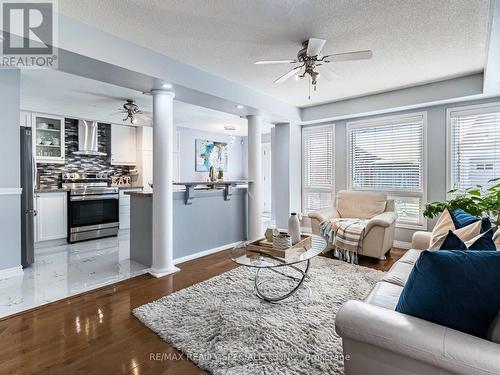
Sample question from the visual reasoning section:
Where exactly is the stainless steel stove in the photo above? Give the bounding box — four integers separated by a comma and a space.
63, 173, 119, 243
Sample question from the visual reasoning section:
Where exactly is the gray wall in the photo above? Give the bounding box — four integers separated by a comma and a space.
129, 189, 247, 266
325, 95, 500, 243
0, 70, 21, 270
173, 189, 247, 259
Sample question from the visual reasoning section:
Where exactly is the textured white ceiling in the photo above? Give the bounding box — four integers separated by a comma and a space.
58, 0, 491, 107
20, 70, 250, 135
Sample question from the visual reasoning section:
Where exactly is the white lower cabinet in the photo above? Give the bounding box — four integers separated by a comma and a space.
119, 188, 142, 229
34, 192, 68, 242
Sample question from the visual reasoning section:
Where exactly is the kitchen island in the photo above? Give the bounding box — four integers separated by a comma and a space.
126, 182, 249, 267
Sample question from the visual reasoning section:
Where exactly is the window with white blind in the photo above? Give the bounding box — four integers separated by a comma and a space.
348, 113, 426, 228
448, 103, 500, 192
302, 125, 334, 214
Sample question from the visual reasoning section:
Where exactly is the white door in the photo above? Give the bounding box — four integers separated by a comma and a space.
262, 143, 272, 213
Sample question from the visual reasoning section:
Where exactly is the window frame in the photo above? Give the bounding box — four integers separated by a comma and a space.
346, 112, 428, 230
301, 123, 335, 215
446, 101, 500, 195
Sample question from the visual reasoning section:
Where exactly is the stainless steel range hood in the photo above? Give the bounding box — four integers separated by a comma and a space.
73, 120, 107, 156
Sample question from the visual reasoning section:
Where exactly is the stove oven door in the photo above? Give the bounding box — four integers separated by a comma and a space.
68, 194, 119, 242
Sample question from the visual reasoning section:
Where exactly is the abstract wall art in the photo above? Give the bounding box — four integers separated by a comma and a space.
195, 139, 228, 172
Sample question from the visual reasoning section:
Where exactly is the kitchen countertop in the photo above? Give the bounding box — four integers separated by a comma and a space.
125, 190, 153, 197
35, 188, 70, 193
125, 185, 249, 198
35, 185, 144, 193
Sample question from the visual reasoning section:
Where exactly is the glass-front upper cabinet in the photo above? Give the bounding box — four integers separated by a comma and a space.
32, 113, 65, 164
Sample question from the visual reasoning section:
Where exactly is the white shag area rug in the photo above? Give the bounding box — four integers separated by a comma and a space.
133, 256, 384, 375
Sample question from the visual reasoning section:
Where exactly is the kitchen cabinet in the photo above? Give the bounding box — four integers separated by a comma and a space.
111, 124, 137, 166
34, 192, 67, 242
119, 188, 142, 229
32, 112, 65, 164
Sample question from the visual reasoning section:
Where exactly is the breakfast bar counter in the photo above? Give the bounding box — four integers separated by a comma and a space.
125, 184, 248, 267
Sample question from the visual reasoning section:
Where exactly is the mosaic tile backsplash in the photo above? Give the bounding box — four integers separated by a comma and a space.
37, 119, 133, 189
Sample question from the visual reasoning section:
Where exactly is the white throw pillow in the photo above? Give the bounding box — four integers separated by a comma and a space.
429, 209, 482, 250
494, 228, 500, 251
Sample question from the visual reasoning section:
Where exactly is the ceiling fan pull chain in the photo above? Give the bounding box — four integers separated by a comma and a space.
308, 76, 311, 100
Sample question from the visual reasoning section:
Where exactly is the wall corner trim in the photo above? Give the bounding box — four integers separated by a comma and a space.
0, 188, 22, 196
0, 266, 24, 280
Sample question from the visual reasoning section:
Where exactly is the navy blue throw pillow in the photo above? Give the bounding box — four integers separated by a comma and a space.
440, 229, 496, 251
451, 209, 492, 234
451, 209, 480, 228
396, 250, 500, 338
439, 230, 468, 250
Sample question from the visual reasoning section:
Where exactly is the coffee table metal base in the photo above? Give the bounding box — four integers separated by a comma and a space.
253, 259, 311, 303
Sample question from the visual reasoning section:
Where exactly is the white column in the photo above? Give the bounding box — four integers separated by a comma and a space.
150, 90, 179, 278
247, 115, 263, 241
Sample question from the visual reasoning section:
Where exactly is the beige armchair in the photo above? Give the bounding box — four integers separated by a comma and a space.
309, 190, 397, 260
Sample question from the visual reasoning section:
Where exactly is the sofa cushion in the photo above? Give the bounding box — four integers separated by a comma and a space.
397, 249, 423, 265
487, 310, 500, 344
336, 190, 387, 219
440, 229, 497, 251
365, 281, 404, 310
382, 261, 414, 287
429, 209, 481, 249
396, 250, 500, 338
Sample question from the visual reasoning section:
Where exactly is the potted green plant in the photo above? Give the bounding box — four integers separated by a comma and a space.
424, 177, 500, 228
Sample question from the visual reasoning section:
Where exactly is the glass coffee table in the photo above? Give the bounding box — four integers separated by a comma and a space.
231, 235, 327, 303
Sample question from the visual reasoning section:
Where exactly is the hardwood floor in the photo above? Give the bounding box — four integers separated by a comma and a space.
0, 248, 404, 375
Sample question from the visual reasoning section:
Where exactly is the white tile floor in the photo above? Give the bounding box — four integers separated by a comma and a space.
0, 230, 147, 318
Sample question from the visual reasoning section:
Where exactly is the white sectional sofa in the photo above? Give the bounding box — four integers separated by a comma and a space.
335, 231, 500, 375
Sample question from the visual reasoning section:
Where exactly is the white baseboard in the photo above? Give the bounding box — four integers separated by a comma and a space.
0, 188, 22, 196
174, 241, 242, 265
0, 266, 24, 280
393, 240, 412, 250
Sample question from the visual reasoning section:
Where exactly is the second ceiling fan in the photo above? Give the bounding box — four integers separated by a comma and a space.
255, 38, 372, 98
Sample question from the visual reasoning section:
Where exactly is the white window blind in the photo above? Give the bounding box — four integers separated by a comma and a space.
449, 104, 500, 191
302, 125, 334, 214
348, 113, 425, 227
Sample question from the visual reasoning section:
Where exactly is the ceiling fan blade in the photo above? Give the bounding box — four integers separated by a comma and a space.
274, 66, 301, 84
254, 59, 297, 65
323, 50, 373, 62
306, 38, 326, 57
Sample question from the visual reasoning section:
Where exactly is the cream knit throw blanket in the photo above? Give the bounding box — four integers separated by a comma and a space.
320, 218, 368, 264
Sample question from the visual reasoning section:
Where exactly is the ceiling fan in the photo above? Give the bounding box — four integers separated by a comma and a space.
116, 99, 151, 125
254, 38, 372, 98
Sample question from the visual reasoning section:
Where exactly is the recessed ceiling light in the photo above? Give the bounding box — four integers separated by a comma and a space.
162, 83, 172, 89
235, 104, 244, 110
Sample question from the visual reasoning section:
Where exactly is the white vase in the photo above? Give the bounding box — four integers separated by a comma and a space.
288, 213, 301, 245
